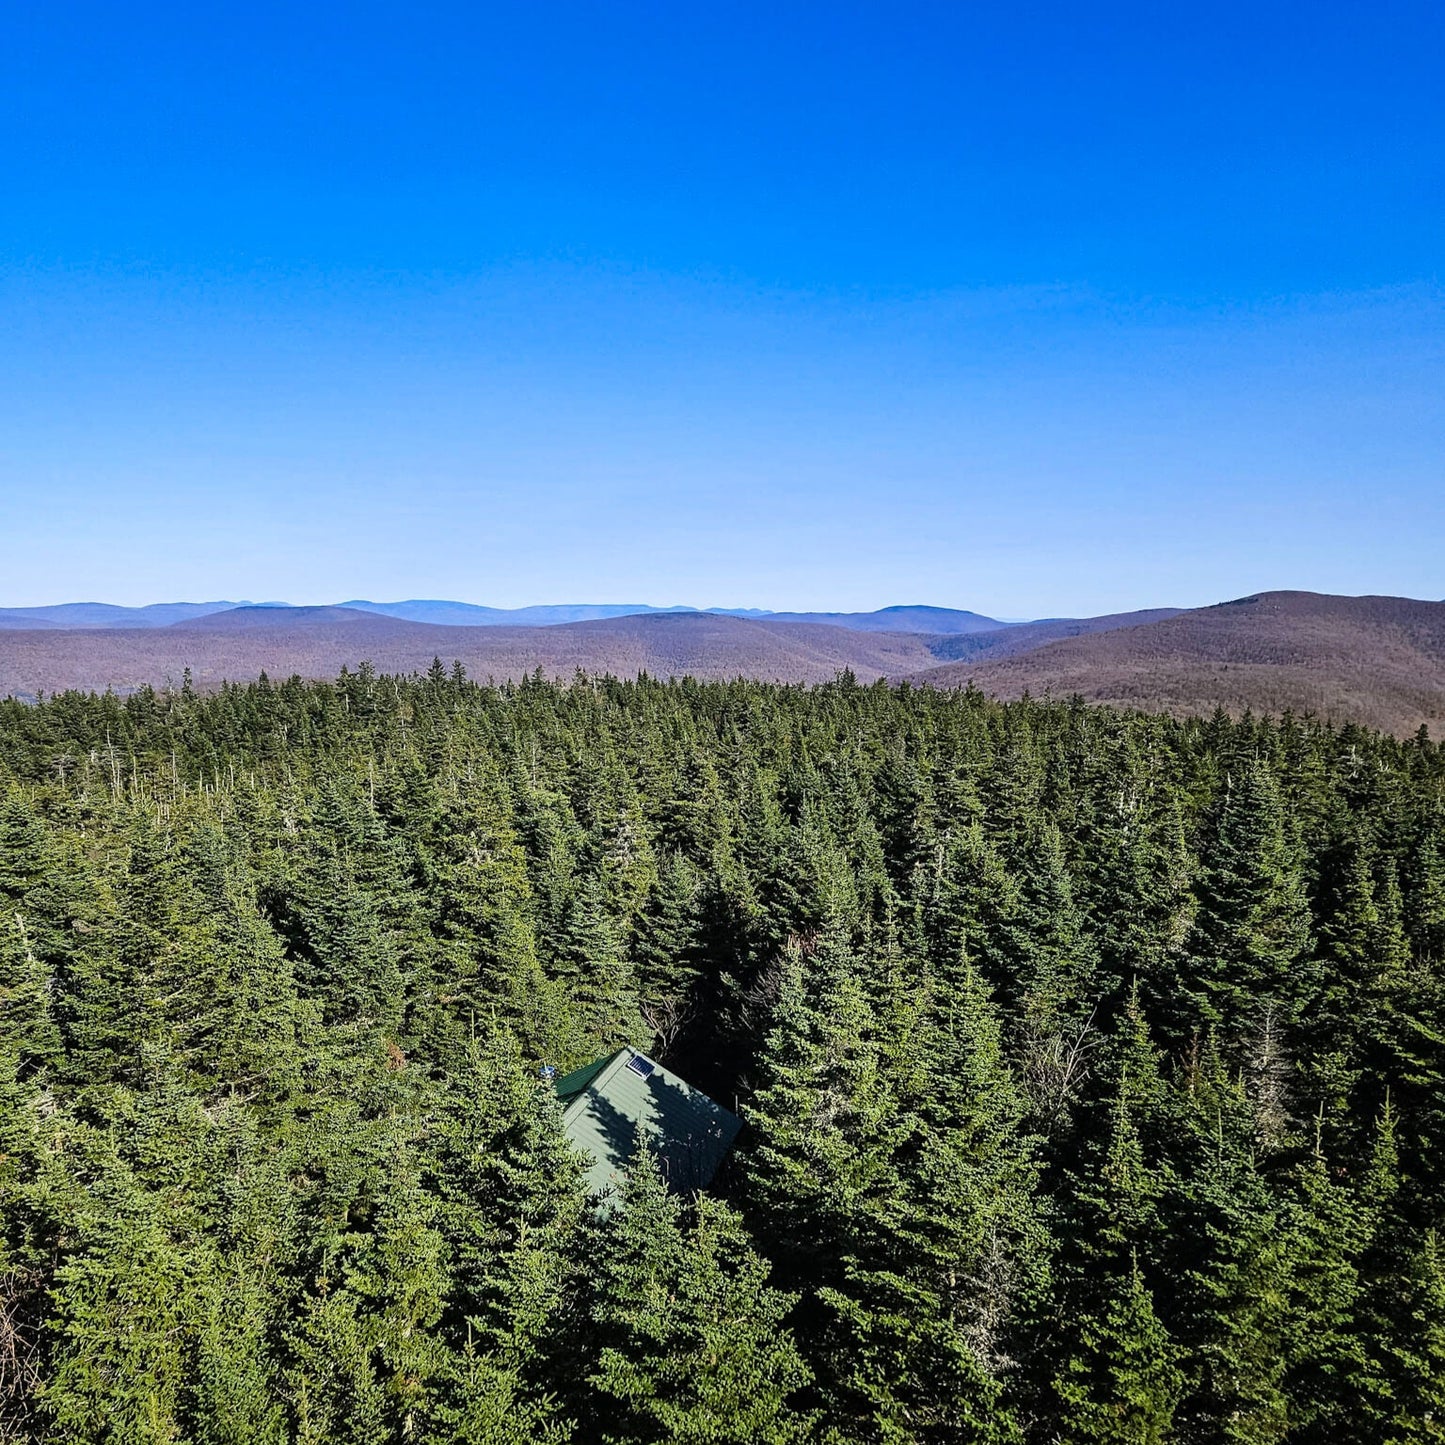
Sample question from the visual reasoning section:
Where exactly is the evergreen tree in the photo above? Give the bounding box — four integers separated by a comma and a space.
1382, 1230, 1445, 1442
429, 1030, 590, 1405
1186, 760, 1311, 1045
42, 1167, 202, 1445
1050, 993, 1184, 1441
743, 924, 903, 1293
1052, 1253, 1185, 1445
1405, 830, 1445, 967
1171, 1043, 1296, 1442
0, 910, 62, 1076
587, 1151, 813, 1445
817, 965, 1049, 1443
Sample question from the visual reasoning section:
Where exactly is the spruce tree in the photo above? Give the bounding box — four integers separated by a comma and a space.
42, 1169, 201, 1445
742, 924, 903, 1292
817, 965, 1048, 1443
1050, 993, 1184, 1442
1405, 830, 1445, 967
0, 911, 62, 1077
586, 1151, 812, 1445
1052, 1254, 1185, 1445
1186, 759, 1311, 1045
429, 1029, 591, 1420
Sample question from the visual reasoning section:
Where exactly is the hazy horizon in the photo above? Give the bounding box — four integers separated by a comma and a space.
2, 585, 1443, 617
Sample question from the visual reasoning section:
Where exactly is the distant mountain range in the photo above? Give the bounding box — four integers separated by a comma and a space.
1, 592, 1441, 736
0, 599, 1008, 633
0, 601, 248, 629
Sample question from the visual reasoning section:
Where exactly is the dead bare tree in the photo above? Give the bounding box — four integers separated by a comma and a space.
1246, 1001, 1292, 1150
640, 994, 694, 1057
963, 1225, 1021, 1378
1020, 1004, 1100, 1132
0, 1267, 43, 1444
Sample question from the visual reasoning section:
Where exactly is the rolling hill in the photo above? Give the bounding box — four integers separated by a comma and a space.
339, 602, 1006, 631
709, 605, 1005, 633
922, 608, 1184, 663
0, 601, 244, 629
901, 592, 1445, 736
171, 605, 416, 631
0, 610, 954, 702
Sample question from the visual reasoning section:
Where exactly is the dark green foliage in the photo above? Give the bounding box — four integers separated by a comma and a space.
0, 913, 62, 1077
0, 671, 1442, 1441
1052, 1254, 1184, 1444
586, 1151, 812, 1444
1186, 759, 1311, 1042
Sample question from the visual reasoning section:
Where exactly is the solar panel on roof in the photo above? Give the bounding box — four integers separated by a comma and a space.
626, 1054, 655, 1078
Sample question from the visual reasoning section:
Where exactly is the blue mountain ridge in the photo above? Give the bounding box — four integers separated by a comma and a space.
0, 600, 1010, 633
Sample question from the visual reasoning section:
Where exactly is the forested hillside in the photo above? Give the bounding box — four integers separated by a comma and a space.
909, 592, 1445, 737
2, 667, 1444, 1443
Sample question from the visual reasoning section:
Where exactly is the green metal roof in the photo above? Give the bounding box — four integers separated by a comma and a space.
557, 1047, 742, 1204
553, 1052, 617, 1104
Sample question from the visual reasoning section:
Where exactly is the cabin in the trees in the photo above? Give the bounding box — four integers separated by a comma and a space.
554, 1047, 742, 1202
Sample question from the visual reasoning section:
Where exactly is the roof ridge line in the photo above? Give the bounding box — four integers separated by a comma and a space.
560, 1047, 631, 1125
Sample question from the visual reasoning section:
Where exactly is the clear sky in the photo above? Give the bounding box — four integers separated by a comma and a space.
2, 1, 1441, 616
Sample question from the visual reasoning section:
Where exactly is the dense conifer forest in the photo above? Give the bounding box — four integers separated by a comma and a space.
2, 664, 1444, 1443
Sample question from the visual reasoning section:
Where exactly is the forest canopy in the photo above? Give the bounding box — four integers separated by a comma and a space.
2, 665, 1444, 1443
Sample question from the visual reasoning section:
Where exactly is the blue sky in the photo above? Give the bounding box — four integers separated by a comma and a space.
2, 1, 1441, 616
